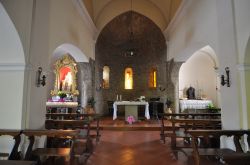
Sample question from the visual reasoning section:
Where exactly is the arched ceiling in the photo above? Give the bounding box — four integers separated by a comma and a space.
96, 11, 166, 61
83, 0, 182, 31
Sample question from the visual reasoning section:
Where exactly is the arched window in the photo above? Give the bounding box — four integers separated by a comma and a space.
103, 66, 110, 89
149, 68, 157, 88
125, 68, 133, 89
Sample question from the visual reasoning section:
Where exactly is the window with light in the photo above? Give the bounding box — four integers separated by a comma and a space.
103, 66, 110, 89
125, 68, 133, 89
149, 68, 157, 88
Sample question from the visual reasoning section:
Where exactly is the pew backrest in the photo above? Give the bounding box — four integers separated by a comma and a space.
188, 130, 250, 165
0, 130, 22, 160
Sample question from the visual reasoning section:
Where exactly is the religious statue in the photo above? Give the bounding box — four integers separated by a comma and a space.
186, 86, 195, 99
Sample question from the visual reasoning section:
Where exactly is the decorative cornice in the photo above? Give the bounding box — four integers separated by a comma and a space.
164, 0, 194, 39
71, 0, 98, 40
237, 64, 250, 71
0, 63, 31, 71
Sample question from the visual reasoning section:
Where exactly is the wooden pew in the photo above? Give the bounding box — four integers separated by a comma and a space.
22, 129, 86, 164
188, 130, 250, 165
0, 128, 93, 164
0, 130, 22, 160
45, 113, 101, 142
160, 115, 221, 158
160, 113, 221, 143
0, 160, 37, 165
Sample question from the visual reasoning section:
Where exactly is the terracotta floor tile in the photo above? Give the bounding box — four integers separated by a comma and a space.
85, 130, 190, 165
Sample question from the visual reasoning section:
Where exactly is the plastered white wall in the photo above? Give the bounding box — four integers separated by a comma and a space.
168, 0, 219, 62
167, 0, 246, 129
0, 71, 24, 129
49, 0, 95, 60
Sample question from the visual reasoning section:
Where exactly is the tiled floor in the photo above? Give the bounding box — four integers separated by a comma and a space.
86, 130, 190, 165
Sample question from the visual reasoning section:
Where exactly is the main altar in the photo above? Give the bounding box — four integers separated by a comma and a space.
113, 101, 150, 121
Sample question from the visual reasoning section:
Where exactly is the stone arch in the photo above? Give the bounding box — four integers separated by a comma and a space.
174, 43, 219, 67
244, 36, 250, 128
95, 0, 167, 32
95, 11, 167, 114
52, 43, 89, 64
0, 2, 25, 131
50, 43, 92, 108
0, 3, 25, 64
178, 45, 220, 111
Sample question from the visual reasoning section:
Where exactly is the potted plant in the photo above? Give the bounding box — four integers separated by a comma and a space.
85, 97, 96, 114
57, 91, 67, 101
207, 103, 221, 113
165, 98, 173, 114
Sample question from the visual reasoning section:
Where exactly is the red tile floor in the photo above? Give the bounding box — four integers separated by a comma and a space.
87, 118, 191, 165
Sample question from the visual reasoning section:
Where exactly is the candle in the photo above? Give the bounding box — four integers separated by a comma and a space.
116, 95, 119, 101
120, 95, 122, 101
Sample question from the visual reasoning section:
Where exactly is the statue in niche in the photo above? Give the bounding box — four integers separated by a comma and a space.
186, 86, 195, 99
51, 54, 79, 96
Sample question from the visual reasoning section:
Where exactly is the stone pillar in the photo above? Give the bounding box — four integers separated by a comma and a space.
77, 59, 95, 108
167, 60, 183, 113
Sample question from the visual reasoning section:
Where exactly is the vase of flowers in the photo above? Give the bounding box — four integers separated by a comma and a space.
57, 91, 67, 102
127, 115, 135, 124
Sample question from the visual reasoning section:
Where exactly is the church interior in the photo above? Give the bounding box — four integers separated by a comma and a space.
0, 0, 250, 164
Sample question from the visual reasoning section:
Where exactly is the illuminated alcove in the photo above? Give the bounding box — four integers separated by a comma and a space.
125, 68, 133, 89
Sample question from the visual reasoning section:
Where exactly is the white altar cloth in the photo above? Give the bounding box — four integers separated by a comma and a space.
113, 101, 150, 120
179, 99, 212, 112
46, 101, 78, 108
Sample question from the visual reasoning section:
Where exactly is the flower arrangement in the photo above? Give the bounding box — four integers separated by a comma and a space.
57, 91, 67, 99
127, 115, 135, 124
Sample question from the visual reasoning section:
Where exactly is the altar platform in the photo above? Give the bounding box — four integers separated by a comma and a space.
90, 116, 169, 131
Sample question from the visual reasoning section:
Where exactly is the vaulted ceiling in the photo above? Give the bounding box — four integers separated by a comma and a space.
83, 0, 182, 31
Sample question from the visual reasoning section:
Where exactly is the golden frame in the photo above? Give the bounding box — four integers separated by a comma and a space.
51, 54, 79, 96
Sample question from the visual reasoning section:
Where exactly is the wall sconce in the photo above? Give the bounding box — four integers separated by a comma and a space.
158, 84, 166, 92
37, 67, 46, 87
221, 67, 230, 87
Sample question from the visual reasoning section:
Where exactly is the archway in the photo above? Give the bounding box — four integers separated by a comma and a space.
0, 2, 26, 154
94, 0, 167, 32
52, 43, 89, 63
95, 11, 167, 115
0, 2, 25, 129
178, 45, 220, 112
244, 37, 250, 128
50, 43, 92, 108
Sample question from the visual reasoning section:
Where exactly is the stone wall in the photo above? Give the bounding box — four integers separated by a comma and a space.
95, 11, 171, 115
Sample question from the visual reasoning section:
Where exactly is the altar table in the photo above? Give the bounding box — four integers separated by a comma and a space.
113, 101, 150, 120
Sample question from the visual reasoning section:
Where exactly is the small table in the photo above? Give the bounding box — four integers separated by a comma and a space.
0, 160, 36, 165
113, 101, 150, 120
